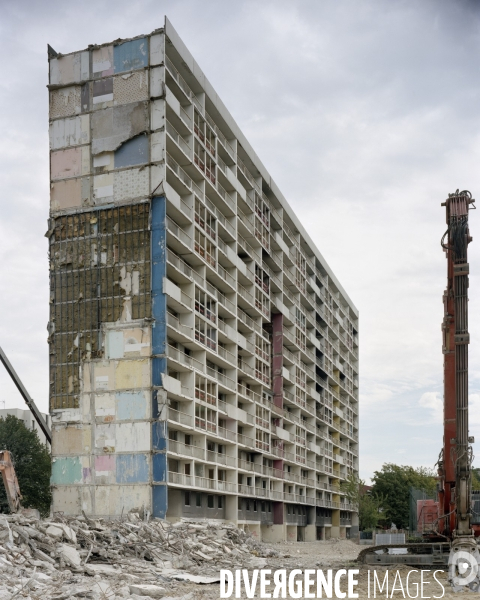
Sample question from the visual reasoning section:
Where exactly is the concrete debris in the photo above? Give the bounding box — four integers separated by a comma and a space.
0, 512, 279, 598
129, 583, 166, 597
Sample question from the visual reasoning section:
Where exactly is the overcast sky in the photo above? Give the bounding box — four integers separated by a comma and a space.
1, 0, 480, 482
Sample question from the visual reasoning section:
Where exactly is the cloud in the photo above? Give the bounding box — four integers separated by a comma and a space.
419, 392, 443, 423
2, 1, 480, 480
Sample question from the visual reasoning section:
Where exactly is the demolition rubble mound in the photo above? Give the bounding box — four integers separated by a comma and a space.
0, 511, 279, 599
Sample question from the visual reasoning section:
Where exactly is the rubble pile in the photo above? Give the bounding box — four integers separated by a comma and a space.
0, 512, 279, 599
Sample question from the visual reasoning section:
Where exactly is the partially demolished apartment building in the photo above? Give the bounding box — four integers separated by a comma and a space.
48, 17, 359, 541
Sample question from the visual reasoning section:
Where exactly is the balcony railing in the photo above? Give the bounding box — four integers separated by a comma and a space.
167, 215, 192, 250
168, 408, 193, 427
166, 153, 203, 200
168, 439, 205, 459
167, 249, 192, 279
165, 56, 200, 108
166, 119, 192, 159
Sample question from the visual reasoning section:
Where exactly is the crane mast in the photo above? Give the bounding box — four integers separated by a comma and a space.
359, 190, 479, 588
440, 190, 475, 538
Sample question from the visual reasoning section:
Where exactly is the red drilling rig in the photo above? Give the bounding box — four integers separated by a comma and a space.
360, 190, 480, 589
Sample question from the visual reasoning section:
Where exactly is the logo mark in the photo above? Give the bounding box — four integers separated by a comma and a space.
449, 550, 479, 586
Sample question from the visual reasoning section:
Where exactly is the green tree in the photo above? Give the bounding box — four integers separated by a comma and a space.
341, 472, 384, 531
370, 463, 436, 529
472, 468, 480, 491
0, 415, 51, 516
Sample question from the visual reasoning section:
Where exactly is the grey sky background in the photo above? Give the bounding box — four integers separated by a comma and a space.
1, 0, 480, 482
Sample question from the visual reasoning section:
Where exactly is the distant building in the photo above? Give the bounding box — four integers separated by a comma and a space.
0, 409, 51, 446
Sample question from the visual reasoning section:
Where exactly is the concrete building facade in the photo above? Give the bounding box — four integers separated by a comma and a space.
47, 17, 359, 541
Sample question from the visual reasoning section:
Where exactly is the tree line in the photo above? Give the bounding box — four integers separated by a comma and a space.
342, 463, 480, 531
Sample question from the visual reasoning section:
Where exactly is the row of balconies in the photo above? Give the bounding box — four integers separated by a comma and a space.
165, 53, 358, 336
167, 410, 349, 474
164, 365, 356, 451
167, 440, 344, 490
166, 223, 357, 390
166, 127, 357, 361
167, 471, 354, 511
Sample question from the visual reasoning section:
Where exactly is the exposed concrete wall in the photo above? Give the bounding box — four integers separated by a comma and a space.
49, 34, 168, 519
261, 524, 285, 543
51, 320, 154, 516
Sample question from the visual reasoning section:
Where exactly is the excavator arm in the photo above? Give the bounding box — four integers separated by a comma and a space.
0, 451, 22, 513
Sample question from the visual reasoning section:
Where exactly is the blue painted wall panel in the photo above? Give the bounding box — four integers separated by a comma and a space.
152, 484, 168, 519
151, 195, 168, 518
151, 196, 167, 364
116, 454, 149, 484
114, 38, 148, 73
114, 135, 149, 168
116, 391, 147, 420
152, 452, 167, 482
152, 421, 167, 451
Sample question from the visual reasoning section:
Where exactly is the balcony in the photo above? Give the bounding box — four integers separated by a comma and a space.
167, 215, 193, 253
168, 472, 237, 494
167, 311, 192, 341
168, 408, 193, 428
165, 56, 201, 112
206, 366, 236, 392
166, 344, 204, 372
167, 249, 193, 282
168, 439, 205, 460
166, 119, 192, 161
238, 484, 255, 496
166, 153, 203, 200
218, 426, 237, 443
238, 433, 255, 448
205, 110, 236, 160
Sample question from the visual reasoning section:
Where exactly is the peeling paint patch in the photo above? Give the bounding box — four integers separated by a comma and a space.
106, 330, 124, 359
114, 135, 148, 169
115, 359, 150, 390
51, 176, 91, 211
95, 455, 115, 483
51, 457, 83, 485
51, 147, 90, 180
116, 454, 149, 483
152, 420, 167, 451
50, 51, 89, 85
94, 393, 115, 420
50, 115, 90, 149
116, 422, 150, 452
116, 391, 147, 420
114, 38, 148, 73
93, 173, 114, 202
91, 102, 148, 155
93, 46, 114, 77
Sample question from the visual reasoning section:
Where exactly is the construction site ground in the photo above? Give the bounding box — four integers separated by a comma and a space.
0, 513, 470, 599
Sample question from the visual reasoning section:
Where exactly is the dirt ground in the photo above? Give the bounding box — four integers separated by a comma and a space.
171, 539, 475, 599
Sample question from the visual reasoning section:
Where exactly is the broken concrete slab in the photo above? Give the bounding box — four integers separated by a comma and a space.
46, 525, 63, 539
57, 543, 81, 567
171, 573, 220, 584
129, 583, 166, 597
